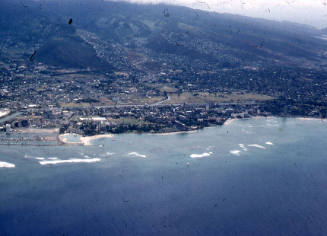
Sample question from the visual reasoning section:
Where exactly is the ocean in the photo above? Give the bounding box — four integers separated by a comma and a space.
1, 117, 327, 235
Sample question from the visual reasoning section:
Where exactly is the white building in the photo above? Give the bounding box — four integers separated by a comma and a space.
5, 124, 11, 133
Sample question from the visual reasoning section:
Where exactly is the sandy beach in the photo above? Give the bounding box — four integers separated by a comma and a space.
58, 133, 83, 145
59, 133, 114, 146
80, 134, 114, 146
296, 117, 327, 121
0, 110, 10, 118
223, 118, 236, 126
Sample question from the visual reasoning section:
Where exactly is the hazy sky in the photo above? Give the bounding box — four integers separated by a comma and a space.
118, 0, 327, 28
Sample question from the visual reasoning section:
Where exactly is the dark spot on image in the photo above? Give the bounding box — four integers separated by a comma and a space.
29, 50, 37, 61
163, 9, 170, 17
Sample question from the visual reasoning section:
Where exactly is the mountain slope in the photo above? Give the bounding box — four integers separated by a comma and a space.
1, 0, 327, 71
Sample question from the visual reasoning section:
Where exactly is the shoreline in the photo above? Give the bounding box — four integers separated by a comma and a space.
58, 133, 83, 145
0, 110, 10, 118
223, 118, 236, 126
2, 116, 327, 147
295, 117, 327, 121
58, 133, 114, 146
80, 134, 114, 146
153, 130, 199, 136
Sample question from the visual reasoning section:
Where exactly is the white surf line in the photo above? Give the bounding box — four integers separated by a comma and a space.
24, 154, 35, 159
265, 141, 274, 145
248, 144, 266, 149
190, 152, 213, 159
0, 161, 15, 168
230, 150, 241, 156
99, 152, 115, 158
128, 152, 147, 158
206, 146, 215, 151
239, 144, 248, 151
39, 158, 101, 165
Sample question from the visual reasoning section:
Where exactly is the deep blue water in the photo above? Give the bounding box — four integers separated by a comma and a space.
1, 118, 327, 236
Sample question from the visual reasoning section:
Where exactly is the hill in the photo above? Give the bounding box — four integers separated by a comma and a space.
0, 0, 326, 70
1, 0, 327, 110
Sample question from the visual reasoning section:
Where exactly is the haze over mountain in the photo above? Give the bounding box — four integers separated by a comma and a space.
1, 0, 327, 72
119, 0, 327, 29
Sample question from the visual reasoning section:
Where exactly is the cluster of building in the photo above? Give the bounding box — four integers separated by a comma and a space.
1, 47, 327, 137
0, 101, 271, 136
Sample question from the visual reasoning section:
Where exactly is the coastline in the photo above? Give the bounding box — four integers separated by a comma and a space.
2, 116, 327, 147
153, 130, 198, 136
0, 110, 10, 118
58, 133, 114, 146
80, 134, 114, 146
58, 133, 83, 145
223, 118, 236, 126
295, 117, 327, 121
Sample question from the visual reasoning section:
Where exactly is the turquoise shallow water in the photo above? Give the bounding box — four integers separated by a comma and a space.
1, 118, 327, 236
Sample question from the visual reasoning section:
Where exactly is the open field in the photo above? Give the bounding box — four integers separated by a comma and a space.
164, 92, 274, 104
108, 117, 151, 126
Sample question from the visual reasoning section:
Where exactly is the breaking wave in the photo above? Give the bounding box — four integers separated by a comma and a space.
128, 152, 147, 158
190, 152, 213, 159
39, 158, 101, 165
230, 150, 241, 156
0, 161, 15, 168
248, 144, 266, 149
239, 144, 248, 151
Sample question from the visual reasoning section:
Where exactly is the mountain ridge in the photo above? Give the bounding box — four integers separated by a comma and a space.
1, 0, 327, 71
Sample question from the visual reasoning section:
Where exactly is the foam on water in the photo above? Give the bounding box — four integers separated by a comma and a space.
39, 158, 101, 165
24, 154, 34, 159
239, 144, 248, 151
265, 141, 274, 145
0, 161, 15, 168
248, 144, 266, 149
99, 152, 115, 158
230, 150, 241, 156
48, 157, 58, 160
35, 157, 45, 160
267, 123, 279, 127
190, 152, 213, 159
128, 152, 147, 158
241, 129, 252, 134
